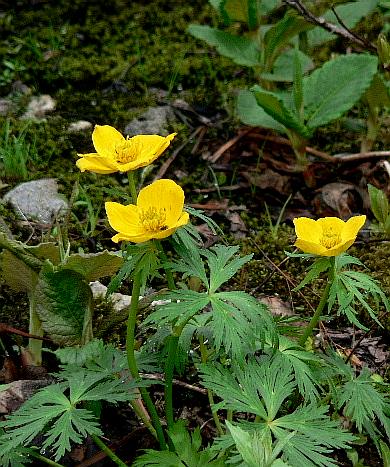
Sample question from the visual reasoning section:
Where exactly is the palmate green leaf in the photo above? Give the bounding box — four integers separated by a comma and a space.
209, 291, 274, 358
134, 420, 225, 467
0, 367, 141, 461
293, 257, 331, 291
187, 25, 260, 66
227, 421, 294, 467
251, 86, 311, 137
264, 335, 321, 402
307, 0, 380, 47
203, 245, 252, 293
106, 242, 158, 295
144, 290, 210, 328
236, 90, 286, 131
171, 230, 208, 287
303, 54, 378, 130
200, 358, 295, 420
337, 368, 390, 439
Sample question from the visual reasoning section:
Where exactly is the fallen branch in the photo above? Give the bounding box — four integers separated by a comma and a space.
283, 0, 376, 52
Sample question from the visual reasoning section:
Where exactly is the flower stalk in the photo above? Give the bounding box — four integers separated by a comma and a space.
126, 271, 166, 450
91, 434, 127, 467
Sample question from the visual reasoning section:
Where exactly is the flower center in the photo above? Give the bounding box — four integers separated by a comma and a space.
114, 139, 138, 164
139, 207, 168, 232
320, 226, 341, 249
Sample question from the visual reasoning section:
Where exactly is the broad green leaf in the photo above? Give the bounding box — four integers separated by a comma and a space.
252, 85, 311, 137
34, 262, 93, 346
0, 250, 38, 293
308, 0, 380, 47
368, 183, 390, 225
62, 250, 123, 282
261, 49, 314, 82
364, 74, 390, 108
303, 54, 378, 130
187, 25, 260, 66
263, 13, 310, 70
236, 90, 286, 131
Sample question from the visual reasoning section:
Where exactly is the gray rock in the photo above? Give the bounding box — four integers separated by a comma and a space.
68, 120, 93, 133
4, 179, 68, 224
22, 94, 56, 120
124, 105, 175, 136
0, 379, 53, 414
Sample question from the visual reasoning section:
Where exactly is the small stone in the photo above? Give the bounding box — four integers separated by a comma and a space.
124, 106, 175, 136
68, 120, 93, 133
11, 80, 31, 95
0, 98, 14, 116
0, 379, 53, 414
4, 178, 68, 224
22, 94, 56, 120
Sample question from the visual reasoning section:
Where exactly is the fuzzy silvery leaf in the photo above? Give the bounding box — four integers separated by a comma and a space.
187, 25, 260, 66
236, 90, 286, 131
303, 54, 378, 130
62, 250, 123, 282
251, 86, 311, 137
34, 262, 93, 346
263, 14, 310, 70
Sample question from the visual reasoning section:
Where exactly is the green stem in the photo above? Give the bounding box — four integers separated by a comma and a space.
298, 281, 331, 347
91, 434, 127, 467
165, 334, 179, 430
28, 450, 65, 467
155, 240, 175, 291
28, 292, 43, 366
199, 338, 224, 436
127, 271, 166, 450
127, 171, 138, 204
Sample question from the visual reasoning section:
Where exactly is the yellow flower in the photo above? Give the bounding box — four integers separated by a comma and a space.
105, 179, 189, 243
76, 125, 176, 174
293, 215, 366, 256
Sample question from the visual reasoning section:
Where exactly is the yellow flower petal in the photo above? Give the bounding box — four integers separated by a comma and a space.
341, 215, 366, 242
294, 239, 328, 255
92, 125, 124, 158
105, 202, 142, 236
293, 217, 321, 243
316, 217, 345, 234
76, 154, 118, 174
137, 179, 185, 225
322, 239, 355, 256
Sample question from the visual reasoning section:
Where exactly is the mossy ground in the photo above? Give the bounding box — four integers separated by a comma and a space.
0, 0, 388, 332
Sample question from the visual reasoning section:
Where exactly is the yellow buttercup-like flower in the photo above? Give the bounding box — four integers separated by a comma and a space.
76, 125, 176, 174
293, 215, 366, 256
105, 179, 189, 243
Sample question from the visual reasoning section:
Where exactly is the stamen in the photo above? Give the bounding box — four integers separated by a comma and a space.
139, 207, 167, 232
320, 226, 341, 249
115, 139, 139, 164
